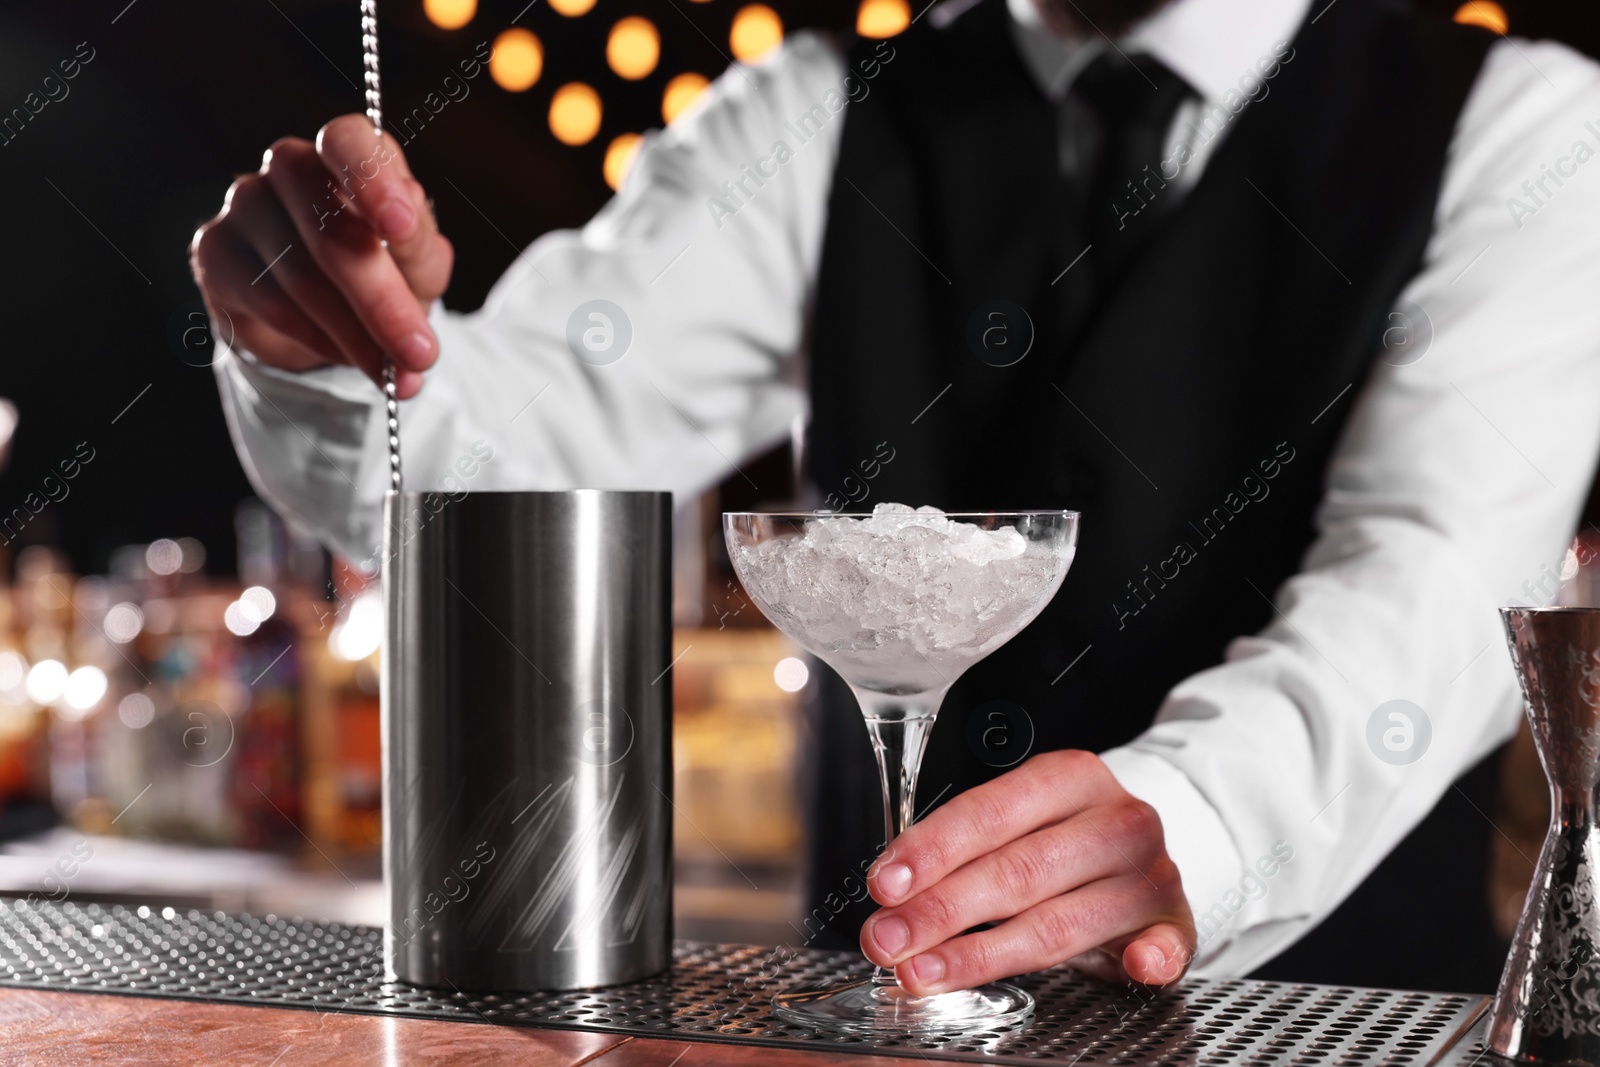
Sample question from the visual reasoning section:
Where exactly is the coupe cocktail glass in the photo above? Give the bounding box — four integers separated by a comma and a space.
724, 505, 1078, 1035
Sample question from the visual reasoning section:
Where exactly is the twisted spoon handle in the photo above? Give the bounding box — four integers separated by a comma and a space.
360, 0, 402, 493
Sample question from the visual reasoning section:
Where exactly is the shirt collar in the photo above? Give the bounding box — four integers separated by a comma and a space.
1004, 0, 1312, 104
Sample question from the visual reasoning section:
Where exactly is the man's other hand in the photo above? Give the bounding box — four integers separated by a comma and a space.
862, 750, 1196, 992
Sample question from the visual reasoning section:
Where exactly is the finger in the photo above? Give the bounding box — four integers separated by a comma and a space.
260, 137, 438, 373
868, 750, 1118, 908
229, 312, 348, 378
225, 173, 388, 382
1066, 867, 1196, 986
860, 802, 1156, 969
1121, 922, 1194, 986
315, 114, 417, 243
308, 133, 452, 300
1046, 929, 1191, 987
192, 218, 341, 372
894, 872, 1174, 997
383, 179, 454, 302
392, 368, 425, 400
199, 221, 427, 399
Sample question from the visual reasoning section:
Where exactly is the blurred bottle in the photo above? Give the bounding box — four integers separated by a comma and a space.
228, 500, 304, 852
0, 574, 51, 841
314, 555, 383, 856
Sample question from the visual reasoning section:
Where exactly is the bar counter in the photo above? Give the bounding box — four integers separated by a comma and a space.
0, 987, 908, 1066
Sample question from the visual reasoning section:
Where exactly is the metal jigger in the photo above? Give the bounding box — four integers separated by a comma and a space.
1490, 607, 1600, 1065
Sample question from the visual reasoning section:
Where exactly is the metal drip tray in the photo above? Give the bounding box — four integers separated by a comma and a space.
0, 899, 1486, 1064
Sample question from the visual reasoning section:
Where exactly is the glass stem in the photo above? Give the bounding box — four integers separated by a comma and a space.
854, 686, 946, 988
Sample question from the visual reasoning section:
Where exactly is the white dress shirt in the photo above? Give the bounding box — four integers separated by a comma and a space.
215, 0, 1600, 976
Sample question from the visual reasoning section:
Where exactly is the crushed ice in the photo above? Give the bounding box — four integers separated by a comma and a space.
730, 504, 1072, 687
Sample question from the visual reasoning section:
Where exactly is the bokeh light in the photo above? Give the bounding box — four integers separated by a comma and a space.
857, 0, 910, 37
549, 82, 603, 146
103, 602, 145, 644
0, 651, 26, 701
774, 657, 810, 693
423, 0, 476, 30
240, 585, 277, 624
607, 17, 660, 81
549, 0, 596, 16
730, 5, 784, 64
332, 593, 385, 662
177, 536, 206, 573
146, 538, 182, 576
25, 660, 68, 705
662, 72, 711, 123
223, 600, 259, 637
64, 666, 108, 712
1453, 0, 1508, 33
604, 133, 643, 191
118, 692, 156, 729
490, 28, 543, 92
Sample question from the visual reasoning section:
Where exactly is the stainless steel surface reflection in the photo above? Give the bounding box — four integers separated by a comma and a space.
1490, 608, 1600, 1065
382, 490, 673, 992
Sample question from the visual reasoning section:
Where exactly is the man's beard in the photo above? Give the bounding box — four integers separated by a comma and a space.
1031, 0, 1173, 38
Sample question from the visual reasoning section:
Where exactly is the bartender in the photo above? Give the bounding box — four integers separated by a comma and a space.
192, 0, 1600, 994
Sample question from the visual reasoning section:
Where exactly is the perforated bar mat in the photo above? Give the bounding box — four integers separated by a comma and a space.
0, 900, 1488, 1065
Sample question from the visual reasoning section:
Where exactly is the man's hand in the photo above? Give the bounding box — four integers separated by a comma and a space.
189, 115, 453, 399
862, 750, 1195, 993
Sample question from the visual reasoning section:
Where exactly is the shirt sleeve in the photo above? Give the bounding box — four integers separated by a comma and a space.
214, 33, 847, 566
1100, 38, 1600, 976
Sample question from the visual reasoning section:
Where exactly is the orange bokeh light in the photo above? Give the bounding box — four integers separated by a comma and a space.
423, 0, 476, 30
489, 28, 543, 92
604, 133, 644, 191
607, 17, 661, 81
857, 0, 910, 38
730, 4, 784, 64
550, 82, 603, 146
662, 72, 711, 124
1453, 0, 1508, 34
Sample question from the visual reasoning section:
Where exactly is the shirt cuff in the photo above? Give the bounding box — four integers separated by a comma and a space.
1099, 745, 1248, 972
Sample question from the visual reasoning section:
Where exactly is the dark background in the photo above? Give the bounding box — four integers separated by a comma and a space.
0, 0, 1592, 576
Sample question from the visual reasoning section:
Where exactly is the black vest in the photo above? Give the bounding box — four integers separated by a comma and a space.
801, 0, 1503, 989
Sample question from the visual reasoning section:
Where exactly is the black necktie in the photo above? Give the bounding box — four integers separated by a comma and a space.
1066, 52, 1195, 285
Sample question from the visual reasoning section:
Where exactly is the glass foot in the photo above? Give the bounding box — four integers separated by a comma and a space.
773, 977, 1035, 1035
